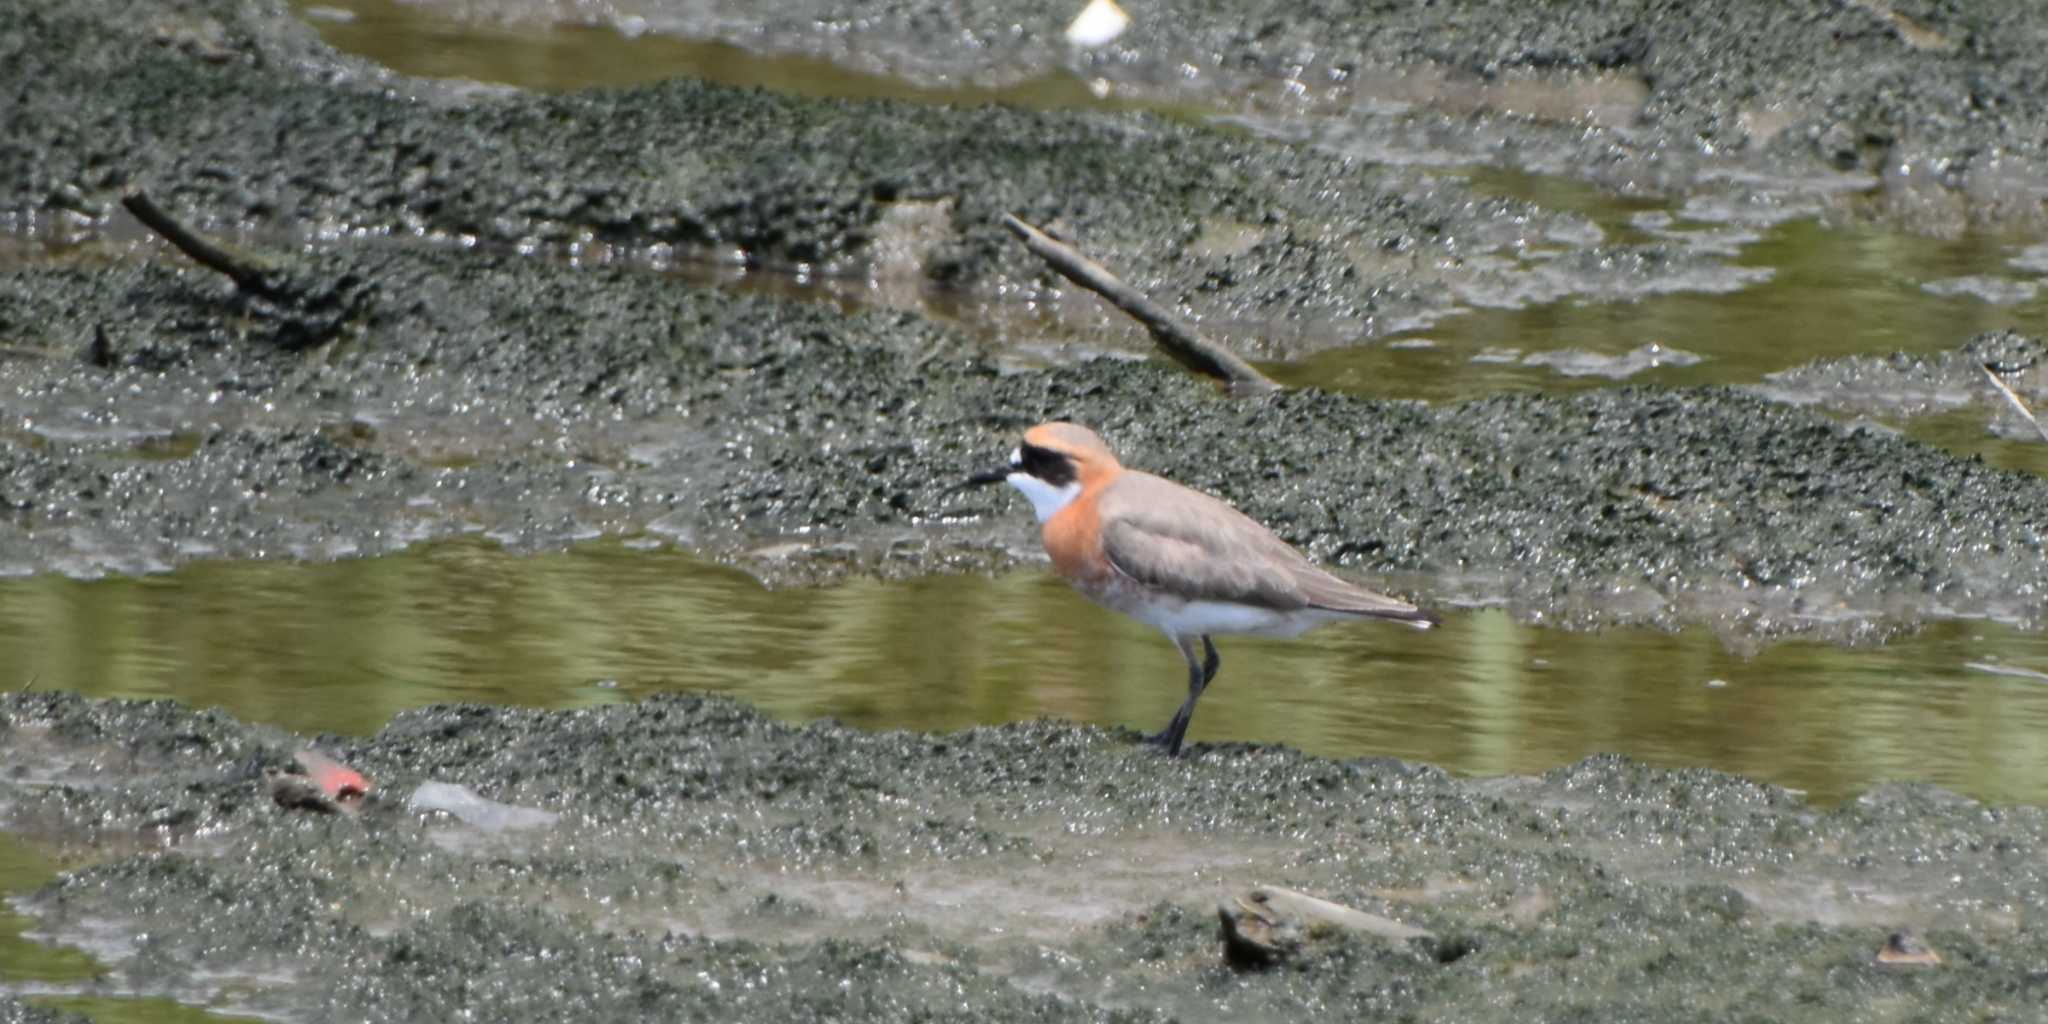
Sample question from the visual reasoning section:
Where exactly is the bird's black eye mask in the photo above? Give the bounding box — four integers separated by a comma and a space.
1016, 442, 1077, 487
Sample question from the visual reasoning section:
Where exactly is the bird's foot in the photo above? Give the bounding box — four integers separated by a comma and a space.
1143, 726, 1187, 757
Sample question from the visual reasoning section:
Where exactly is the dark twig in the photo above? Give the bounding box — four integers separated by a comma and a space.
84, 324, 117, 368
1002, 214, 1281, 396
1980, 362, 2048, 444
121, 189, 284, 300
119, 188, 373, 351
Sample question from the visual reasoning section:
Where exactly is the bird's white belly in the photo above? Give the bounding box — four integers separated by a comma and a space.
1110, 589, 1337, 639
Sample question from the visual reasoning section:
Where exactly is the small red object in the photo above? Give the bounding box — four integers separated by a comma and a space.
295, 749, 370, 801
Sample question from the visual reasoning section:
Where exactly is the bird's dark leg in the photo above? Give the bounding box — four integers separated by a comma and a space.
1148, 635, 1218, 756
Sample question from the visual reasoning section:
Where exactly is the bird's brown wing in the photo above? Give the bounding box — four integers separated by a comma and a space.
1097, 472, 1434, 623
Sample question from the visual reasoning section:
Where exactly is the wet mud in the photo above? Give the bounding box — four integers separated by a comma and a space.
3, 0, 2045, 643
7, 691, 2048, 1022
10, 0, 1907, 360
3, 0, 1662, 358
1, 0, 2040, 640
8, 243, 2048, 640
0, 999, 88, 1024
392, 0, 2048, 229
1761, 326, 2048, 421
7, 0, 2048, 1018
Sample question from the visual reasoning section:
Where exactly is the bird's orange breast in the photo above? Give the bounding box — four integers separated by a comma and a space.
1042, 488, 1112, 586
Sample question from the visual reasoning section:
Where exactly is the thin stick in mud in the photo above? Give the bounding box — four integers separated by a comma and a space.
1001, 213, 1280, 395
1979, 362, 2048, 444
120, 189, 283, 300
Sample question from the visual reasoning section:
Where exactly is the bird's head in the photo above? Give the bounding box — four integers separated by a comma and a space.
964, 422, 1122, 522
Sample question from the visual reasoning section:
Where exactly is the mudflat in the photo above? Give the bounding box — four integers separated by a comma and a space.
5, 0, 2048, 1018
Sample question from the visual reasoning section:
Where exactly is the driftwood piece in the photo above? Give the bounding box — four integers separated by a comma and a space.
1001, 213, 1281, 396
1218, 884, 1433, 968
1979, 362, 2048, 444
120, 189, 375, 351
121, 190, 286, 300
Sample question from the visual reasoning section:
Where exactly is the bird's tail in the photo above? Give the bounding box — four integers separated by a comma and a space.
1392, 606, 1441, 629
1353, 603, 1440, 629
1297, 568, 1442, 628
1315, 594, 1441, 629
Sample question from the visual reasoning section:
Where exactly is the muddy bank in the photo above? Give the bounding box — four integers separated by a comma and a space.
3, 0, 1781, 357
5, 244, 2048, 639
0, 999, 86, 1024
389, 0, 2048, 228
4, 691, 2045, 1021
1760, 326, 2048, 422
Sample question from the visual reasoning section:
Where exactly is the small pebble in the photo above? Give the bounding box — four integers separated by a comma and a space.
1875, 930, 1941, 967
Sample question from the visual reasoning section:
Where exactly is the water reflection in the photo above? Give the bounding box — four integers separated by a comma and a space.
297, 0, 1143, 109
1908, 407, 2048, 478
0, 833, 97, 989
6, 540, 2048, 805
1273, 216, 2048, 401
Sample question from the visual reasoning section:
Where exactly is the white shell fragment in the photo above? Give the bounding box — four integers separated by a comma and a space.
411, 781, 560, 832
1066, 0, 1131, 47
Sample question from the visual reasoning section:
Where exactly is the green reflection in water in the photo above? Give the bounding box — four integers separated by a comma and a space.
296, 0, 1150, 111
6, 540, 2048, 806
1907, 407, 2048, 478
1273, 216, 2048, 402
1455, 165, 1671, 240
5, 807, 257, 1024
24, 999, 246, 1024
0, 834, 99, 987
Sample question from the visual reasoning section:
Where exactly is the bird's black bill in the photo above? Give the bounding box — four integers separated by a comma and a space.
961, 467, 1010, 488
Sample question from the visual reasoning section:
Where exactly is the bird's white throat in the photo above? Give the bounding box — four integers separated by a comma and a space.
1007, 473, 1082, 522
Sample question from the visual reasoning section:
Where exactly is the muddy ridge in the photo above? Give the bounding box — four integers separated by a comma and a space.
396, 0, 2048, 227
6, 691, 2047, 1022
6, 0, 2048, 1019
1759, 325, 2048, 419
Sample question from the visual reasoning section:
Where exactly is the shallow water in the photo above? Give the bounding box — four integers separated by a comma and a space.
7, 539, 2048, 807
1274, 210, 2048, 401
296, 0, 1151, 109
0, 837, 94, 989
11, 10, 2048, 1022
1908, 406, 2048, 477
